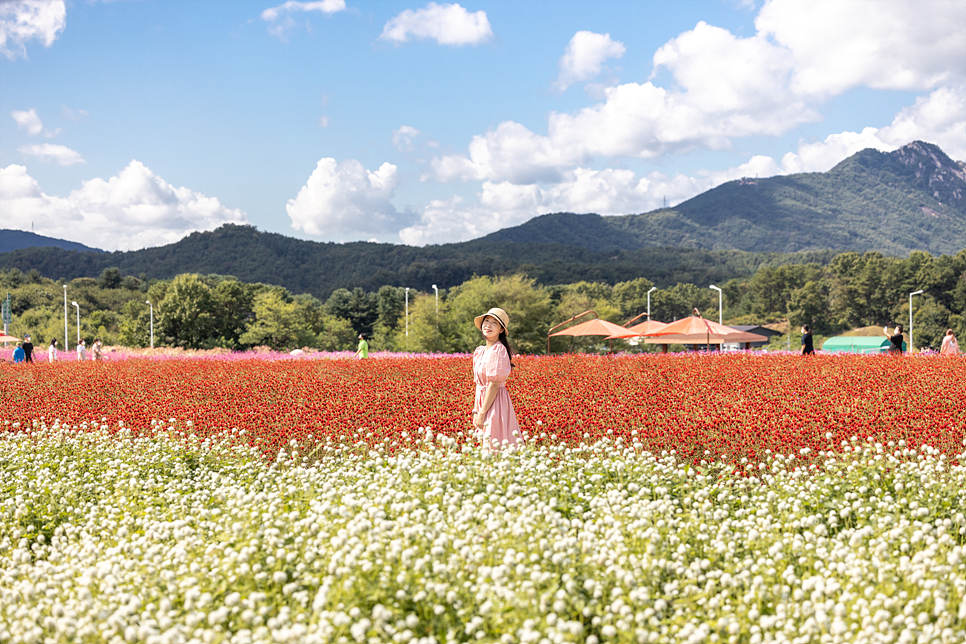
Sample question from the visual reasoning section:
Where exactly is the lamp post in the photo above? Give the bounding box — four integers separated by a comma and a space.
63, 285, 69, 352
647, 286, 657, 319
145, 300, 154, 349
909, 289, 924, 353
431, 284, 438, 321
405, 288, 410, 337
71, 301, 80, 357
710, 285, 723, 326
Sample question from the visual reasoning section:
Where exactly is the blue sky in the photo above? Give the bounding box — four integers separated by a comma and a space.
1, 0, 964, 251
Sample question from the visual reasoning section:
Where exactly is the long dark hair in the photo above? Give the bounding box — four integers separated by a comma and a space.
498, 329, 514, 368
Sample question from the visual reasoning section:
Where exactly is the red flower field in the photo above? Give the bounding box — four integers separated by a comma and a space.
1, 353, 963, 462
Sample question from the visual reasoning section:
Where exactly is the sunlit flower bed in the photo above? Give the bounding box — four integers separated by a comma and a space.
0, 346, 461, 363
2, 421, 964, 643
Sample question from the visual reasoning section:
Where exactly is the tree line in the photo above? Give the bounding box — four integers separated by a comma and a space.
2, 248, 964, 354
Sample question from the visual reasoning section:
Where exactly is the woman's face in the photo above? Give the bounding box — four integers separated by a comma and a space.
480, 315, 503, 341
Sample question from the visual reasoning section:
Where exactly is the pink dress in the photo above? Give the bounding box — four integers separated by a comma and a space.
473, 344, 520, 448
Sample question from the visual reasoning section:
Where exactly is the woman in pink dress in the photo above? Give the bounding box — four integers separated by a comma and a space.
472, 307, 521, 449
940, 329, 960, 356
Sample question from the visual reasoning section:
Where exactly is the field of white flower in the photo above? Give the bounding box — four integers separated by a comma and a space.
1, 421, 965, 644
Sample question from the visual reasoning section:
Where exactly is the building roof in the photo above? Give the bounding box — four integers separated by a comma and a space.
731, 325, 783, 337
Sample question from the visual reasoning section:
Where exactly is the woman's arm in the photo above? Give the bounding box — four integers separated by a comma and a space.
473, 382, 500, 428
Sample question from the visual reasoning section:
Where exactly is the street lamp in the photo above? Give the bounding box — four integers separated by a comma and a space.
71, 301, 80, 358
431, 284, 438, 321
909, 289, 924, 353
647, 286, 657, 319
404, 288, 410, 337
145, 300, 154, 349
710, 285, 723, 326
63, 285, 69, 352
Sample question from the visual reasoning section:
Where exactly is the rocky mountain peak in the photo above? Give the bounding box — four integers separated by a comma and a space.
890, 140, 965, 203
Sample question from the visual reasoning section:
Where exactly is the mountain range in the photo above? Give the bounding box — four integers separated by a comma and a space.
2, 140, 963, 298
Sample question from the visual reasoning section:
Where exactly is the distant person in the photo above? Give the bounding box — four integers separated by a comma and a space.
472, 307, 520, 450
22, 335, 33, 363
92, 338, 104, 361
48, 338, 58, 362
77, 339, 87, 361
354, 334, 369, 359
13, 343, 24, 363
883, 324, 904, 354
801, 325, 814, 355
940, 329, 960, 356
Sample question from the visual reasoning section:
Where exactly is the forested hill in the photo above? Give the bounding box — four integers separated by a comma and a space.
483, 141, 966, 254
0, 229, 103, 254
2, 141, 962, 298
0, 224, 834, 300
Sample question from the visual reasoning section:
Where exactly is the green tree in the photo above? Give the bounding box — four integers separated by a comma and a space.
444, 274, 553, 354
97, 267, 122, 289
611, 277, 656, 320
158, 274, 217, 349
788, 280, 831, 334
325, 287, 378, 335
239, 289, 317, 350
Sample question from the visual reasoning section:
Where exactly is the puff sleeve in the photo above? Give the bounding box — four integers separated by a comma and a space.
482, 343, 511, 384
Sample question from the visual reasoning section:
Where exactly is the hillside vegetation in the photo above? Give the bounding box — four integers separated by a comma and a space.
486, 141, 966, 254
3, 248, 963, 355
0, 224, 835, 301
2, 142, 962, 300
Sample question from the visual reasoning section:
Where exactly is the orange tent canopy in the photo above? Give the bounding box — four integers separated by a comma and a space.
643, 310, 766, 346
645, 314, 735, 337
550, 318, 631, 338
0, 334, 21, 343
605, 319, 667, 339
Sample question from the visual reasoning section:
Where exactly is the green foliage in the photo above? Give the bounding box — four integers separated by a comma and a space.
239, 290, 318, 351
2, 244, 964, 354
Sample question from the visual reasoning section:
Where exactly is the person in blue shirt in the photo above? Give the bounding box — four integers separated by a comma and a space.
13, 343, 25, 363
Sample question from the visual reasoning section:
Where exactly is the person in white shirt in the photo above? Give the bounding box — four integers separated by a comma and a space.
77, 339, 87, 361
48, 338, 58, 362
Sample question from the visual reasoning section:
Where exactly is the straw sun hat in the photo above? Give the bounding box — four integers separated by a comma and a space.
474, 307, 510, 333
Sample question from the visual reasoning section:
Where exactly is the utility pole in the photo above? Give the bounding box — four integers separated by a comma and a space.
63, 285, 69, 351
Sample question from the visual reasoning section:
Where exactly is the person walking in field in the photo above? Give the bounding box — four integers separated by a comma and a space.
883, 324, 904, 354
76, 339, 87, 361
472, 307, 520, 450
92, 338, 104, 361
22, 335, 33, 362
940, 329, 960, 356
354, 333, 369, 359
13, 343, 24, 363
47, 338, 59, 362
801, 325, 814, 355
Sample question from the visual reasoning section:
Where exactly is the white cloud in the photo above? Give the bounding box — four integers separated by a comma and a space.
431, 120, 577, 184
408, 82, 966, 246
711, 85, 966, 182
261, 0, 346, 39
61, 104, 88, 121
19, 143, 84, 165
392, 125, 421, 153
0, 161, 248, 251
379, 3, 493, 46
877, 85, 966, 161
400, 167, 704, 245
318, 115, 329, 128
553, 31, 625, 92
287, 158, 407, 239
756, 0, 966, 98
11, 108, 42, 135
427, 1, 964, 188
0, 0, 66, 59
